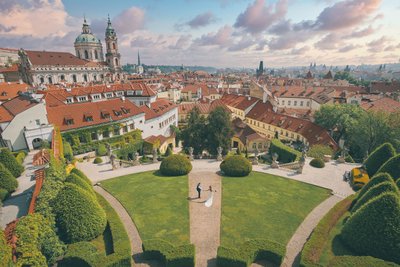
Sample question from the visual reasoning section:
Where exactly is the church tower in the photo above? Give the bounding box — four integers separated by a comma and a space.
105, 16, 121, 74
74, 18, 104, 62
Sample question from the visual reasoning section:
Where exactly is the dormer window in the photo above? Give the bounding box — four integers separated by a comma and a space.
1, 92, 7, 96
78, 96, 88, 102
84, 114, 93, 122
101, 111, 110, 119
114, 110, 122, 116
64, 117, 74, 125
115, 91, 123, 96
121, 107, 130, 114
92, 94, 101, 100
136, 90, 142, 95
105, 93, 113, 98
66, 97, 73, 104
126, 90, 134, 96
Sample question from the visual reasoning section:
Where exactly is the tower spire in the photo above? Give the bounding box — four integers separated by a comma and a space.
138, 50, 141, 66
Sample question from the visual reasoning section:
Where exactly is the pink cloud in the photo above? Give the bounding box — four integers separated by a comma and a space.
187, 12, 217, 29
113, 7, 145, 34
194, 25, 233, 47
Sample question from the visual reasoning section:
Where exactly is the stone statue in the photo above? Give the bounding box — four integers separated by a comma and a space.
133, 152, 140, 166
271, 152, 279, 168
188, 147, 194, 161
106, 143, 112, 161
252, 148, 259, 165
152, 148, 158, 163
217, 146, 223, 161
110, 154, 116, 170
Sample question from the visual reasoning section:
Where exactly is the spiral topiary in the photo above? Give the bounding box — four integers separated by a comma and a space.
220, 155, 252, 177
160, 154, 192, 176
355, 172, 394, 203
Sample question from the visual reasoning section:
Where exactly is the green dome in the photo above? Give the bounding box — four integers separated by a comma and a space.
75, 33, 101, 44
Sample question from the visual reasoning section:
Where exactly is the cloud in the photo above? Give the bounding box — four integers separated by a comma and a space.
194, 25, 233, 47
367, 36, 388, 52
228, 37, 255, 51
344, 26, 376, 39
186, 12, 216, 29
234, 0, 288, 34
290, 46, 310, 55
169, 34, 192, 50
113, 7, 145, 34
384, 43, 400, 52
338, 44, 361, 52
314, 33, 342, 50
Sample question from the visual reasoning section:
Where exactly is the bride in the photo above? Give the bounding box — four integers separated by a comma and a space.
205, 185, 216, 207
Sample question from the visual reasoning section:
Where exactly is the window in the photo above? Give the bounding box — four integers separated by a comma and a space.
64, 118, 74, 125
78, 96, 87, 102
282, 100, 285, 105
77, 51, 80, 58
113, 128, 120, 136
294, 101, 297, 106
35, 119, 40, 126
101, 111, 110, 119
84, 115, 93, 122
84, 50, 89, 59
48, 77, 53, 84
93, 94, 100, 100
83, 74, 88, 82
114, 110, 122, 116
115, 58, 119, 66
40, 77, 44, 84
139, 101, 144, 106
60, 74, 65, 81
105, 93, 113, 98
94, 50, 98, 59
91, 132, 98, 140
129, 123, 134, 130
121, 107, 130, 114
123, 126, 128, 133
66, 98, 73, 104
307, 101, 310, 107
107, 43, 110, 50
72, 75, 77, 83
300, 101, 303, 106
103, 131, 110, 138
258, 143, 262, 149
252, 143, 256, 149
288, 100, 291, 106
113, 43, 116, 49
93, 75, 97, 81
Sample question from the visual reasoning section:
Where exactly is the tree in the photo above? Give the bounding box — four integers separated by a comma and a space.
0, 148, 24, 177
181, 107, 207, 155
0, 163, 18, 193
205, 107, 234, 155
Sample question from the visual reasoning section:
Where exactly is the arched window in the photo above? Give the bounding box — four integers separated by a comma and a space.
60, 74, 65, 81
93, 75, 97, 81
84, 50, 89, 59
40, 77, 44, 84
112, 43, 116, 49
115, 58, 119, 66
83, 74, 88, 82
94, 50, 98, 59
72, 75, 77, 83
48, 77, 53, 84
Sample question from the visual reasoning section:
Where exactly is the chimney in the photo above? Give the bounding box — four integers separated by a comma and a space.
247, 96, 251, 101
145, 101, 151, 108
121, 96, 125, 102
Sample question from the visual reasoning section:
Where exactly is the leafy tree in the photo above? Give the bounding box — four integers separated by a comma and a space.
0, 229, 12, 266
181, 107, 207, 155
0, 148, 24, 177
205, 107, 234, 155
0, 163, 18, 193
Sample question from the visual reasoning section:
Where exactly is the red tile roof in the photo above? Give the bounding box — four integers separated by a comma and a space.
178, 99, 230, 115
25, 50, 92, 66
360, 97, 400, 113
139, 99, 177, 120
2, 94, 39, 116
220, 94, 261, 111
0, 82, 29, 102
232, 118, 265, 144
0, 64, 19, 73
0, 105, 13, 123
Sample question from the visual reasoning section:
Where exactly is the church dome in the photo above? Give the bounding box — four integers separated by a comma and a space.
75, 33, 101, 44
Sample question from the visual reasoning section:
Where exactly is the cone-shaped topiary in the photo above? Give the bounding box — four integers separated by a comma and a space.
220, 155, 252, 177
355, 173, 394, 202
0, 148, 24, 177
69, 168, 91, 185
52, 184, 106, 243
341, 193, 400, 264
0, 163, 18, 193
377, 154, 400, 181
363, 143, 396, 177
160, 154, 192, 176
351, 181, 399, 213
65, 174, 94, 195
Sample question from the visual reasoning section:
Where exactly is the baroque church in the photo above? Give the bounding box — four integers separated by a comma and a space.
19, 17, 122, 86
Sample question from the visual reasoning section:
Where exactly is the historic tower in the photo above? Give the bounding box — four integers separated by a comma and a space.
74, 18, 104, 62
105, 16, 121, 74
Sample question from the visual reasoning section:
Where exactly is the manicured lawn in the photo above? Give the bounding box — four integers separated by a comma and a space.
221, 172, 331, 247
101, 171, 189, 245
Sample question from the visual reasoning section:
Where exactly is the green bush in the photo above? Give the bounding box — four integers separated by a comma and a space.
341, 192, 400, 264
307, 145, 333, 160
0, 188, 9, 201
269, 139, 301, 163
58, 242, 98, 267
220, 155, 252, 177
345, 154, 355, 163
65, 174, 94, 195
0, 148, 24, 177
217, 239, 285, 267
142, 239, 195, 267
310, 158, 325, 168
377, 154, 400, 181
52, 183, 106, 243
35, 178, 64, 221
160, 154, 192, 176
15, 151, 26, 165
94, 157, 103, 164
354, 173, 394, 204
46, 152, 67, 181
63, 141, 74, 162
165, 146, 173, 157
0, 230, 12, 267
397, 179, 400, 189
0, 163, 18, 193
364, 143, 396, 177
70, 168, 92, 185
96, 143, 108, 156
328, 256, 399, 267
351, 181, 399, 213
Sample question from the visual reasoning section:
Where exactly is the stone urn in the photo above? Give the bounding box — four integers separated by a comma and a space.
152, 148, 158, 163
271, 153, 279, 168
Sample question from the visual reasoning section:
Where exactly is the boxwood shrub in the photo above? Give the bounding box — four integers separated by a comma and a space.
160, 154, 192, 176
363, 143, 396, 177
377, 154, 400, 181
63, 141, 74, 162
96, 143, 107, 156
341, 192, 400, 264
15, 151, 26, 165
65, 174, 94, 195
0, 163, 18, 193
310, 158, 325, 168
269, 139, 301, 163
0, 148, 24, 177
217, 239, 285, 267
328, 256, 399, 267
0, 188, 9, 201
0, 230, 12, 266
70, 168, 92, 185
58, 242, 98, 267
354, 173, 394, 204
220, 155, 252, 177
52, 183, 107, 243
142, 239, 195, 267
94, 157, 103, 164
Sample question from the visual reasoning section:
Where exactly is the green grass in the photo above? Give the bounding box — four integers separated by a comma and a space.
221, 172, 331, 247
101, 171, 189, 245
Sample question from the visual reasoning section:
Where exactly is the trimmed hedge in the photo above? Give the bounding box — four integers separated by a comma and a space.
0, 230, 12, 267
307, 145, 333, 160
0, 163, 18, 193
0, 188, 9, 201
52, 183, 107, 243
354, 172, 394, 204
94, 157, 103, 164
341, 192, 400, 264
65, 174, 94, 195
364, 143, 396, 177
165, 146, 173, 157
310, 158, 325, 168
58, 242, 98, 267
15, 151, 26, 165
351, 181, 399, 213
269, 139, 301, 163
96, 143, 107, 156
63, 141, 74, 162
160, 154, 192, 176
142, 239, 195, 267
0, 148, 24, 177
220, 155, 252, 177
300, 195, 355, 267
397, 179, 400, 189
217, 239, 285, 267
70, 168, 92, 185
377, 154, 400, 181
328, 256, 399, 267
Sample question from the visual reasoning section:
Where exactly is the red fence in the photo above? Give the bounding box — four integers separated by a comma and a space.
27, 168, 45, 214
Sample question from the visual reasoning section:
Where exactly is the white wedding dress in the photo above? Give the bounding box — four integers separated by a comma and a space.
205, 191, 214, 207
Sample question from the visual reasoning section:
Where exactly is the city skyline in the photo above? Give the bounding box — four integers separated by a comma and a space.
0, 0, 399, 68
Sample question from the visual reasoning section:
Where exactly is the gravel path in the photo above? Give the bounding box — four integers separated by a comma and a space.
189, 172, 222, 267
281, 195, 343, 267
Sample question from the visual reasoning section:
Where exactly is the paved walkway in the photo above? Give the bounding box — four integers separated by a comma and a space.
188, 172, 222, 267
0, 151, 38, 229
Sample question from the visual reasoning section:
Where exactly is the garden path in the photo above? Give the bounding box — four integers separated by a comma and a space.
188, 171, 222, 267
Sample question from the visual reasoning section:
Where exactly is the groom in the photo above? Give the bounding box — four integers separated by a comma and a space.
196, 183, 202, 198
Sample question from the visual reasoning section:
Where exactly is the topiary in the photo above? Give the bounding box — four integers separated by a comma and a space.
341, 192, 400, 264
96, 144, 107, 157
93, 157, 103, 164
377, 154, 400, 181
220, 155, 252, 177
351, 181, 399, 213
0, 148, 24, 177
355, 173, 394, 203
0, 188, 9, 201
63, 141, 74, 162
52, 183, 106, 243
0, 163, 18, 193
160, 154, 192, 176
0, 229, 12, 266
69, 168, 91, 185
269, 139, 301, 163
164, 146, 173, 157
309, 158, 325, 168
364, 143, 396, 177
397, 179, 400, 189
65, 174, 94, 195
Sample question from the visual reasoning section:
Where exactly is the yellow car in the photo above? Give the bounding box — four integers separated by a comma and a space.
351, 167, 370, 188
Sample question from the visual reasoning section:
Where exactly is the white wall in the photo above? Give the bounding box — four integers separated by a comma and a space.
138, 107, 178, 138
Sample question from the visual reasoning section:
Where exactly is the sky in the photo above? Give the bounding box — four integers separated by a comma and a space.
0, 0, 399, 68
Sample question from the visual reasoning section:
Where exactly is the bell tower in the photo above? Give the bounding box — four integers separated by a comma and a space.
105, 15, 121, 74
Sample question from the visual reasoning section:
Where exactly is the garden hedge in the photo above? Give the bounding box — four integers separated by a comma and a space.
328, 256, 399, 267
310, 158, 325, 168
397, 179, 400, 189
220, 155, 252, 177
94, 157, 103, 164
0, 148, 24, 177
58, 242, 97, 267
65, 174, 94, 195
142, 239, 195, 267
307, 145, 333, 160
96, 143, 107, 156
351, 181, 399, 213
52, 183, 106, 243
15, 151, 26, 165
363, 143, 396, 177
377, 154, 400, 181
341, 192, 400, 264
160, 154, 192, 176
0, 163, 18, 193
269, 139, 301, 163
0, 230, 12, 267
354, 173, 394, 204
0, 188, 9, 201
70, 168, 92, 185
63, 141, 74, 162
216, 239, 285, 267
